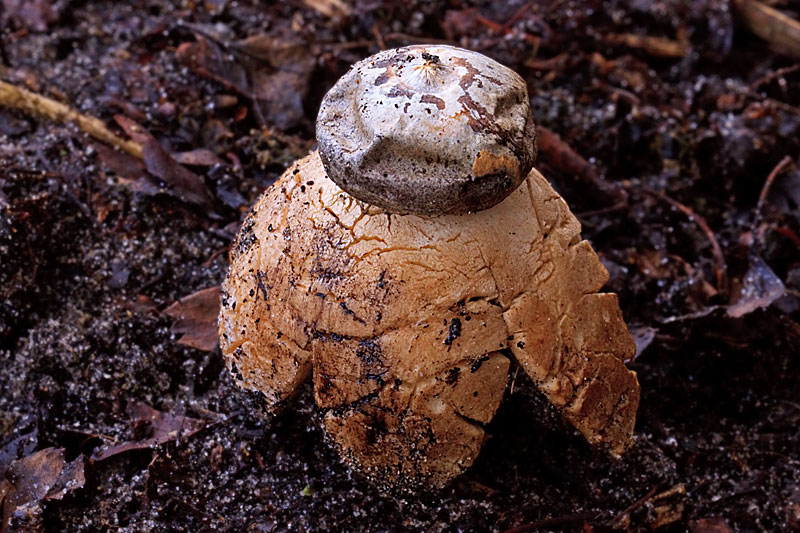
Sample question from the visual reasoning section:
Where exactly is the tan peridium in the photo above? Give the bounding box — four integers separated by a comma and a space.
219, 152, 640, 491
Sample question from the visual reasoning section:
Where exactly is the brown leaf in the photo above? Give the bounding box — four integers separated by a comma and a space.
163, 286, 221, 352
93, 141, 169, 201
172, 148, 223, 167
1, 448, 85, 533
142, 138, 216, 211
536, 126, 624, 204
103, 115, 216, 211
734, 0, 800, 59
112, 114, 153, 146
606, 31, 689, 58
177, 33, 315, 130
689, 517, 733, 533
127, 402, 205, 443
93, 142, 147, 182
92, 402, 205, 461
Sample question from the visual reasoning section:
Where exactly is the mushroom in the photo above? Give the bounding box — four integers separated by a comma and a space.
219, 45, 640, 492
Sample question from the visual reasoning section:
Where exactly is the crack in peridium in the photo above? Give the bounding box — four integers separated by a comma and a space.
311, 180, 476, 267
316, 187, 388, 250
324, 353, 509, 430
298, 170, 588, 364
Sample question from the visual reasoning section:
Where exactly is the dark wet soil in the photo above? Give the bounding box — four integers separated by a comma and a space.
1, 1, 799, 531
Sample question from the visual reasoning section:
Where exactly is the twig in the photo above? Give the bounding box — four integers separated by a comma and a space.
592, 79, 641, 105
202, 246, 229, 267
608, 485, 659, 528
753, 155, 794, 248
751, 63, 800, 90
756, 156, 793, 220
301, 0, 351, 18
658, 305, 721, 324
606, 30, 689, 58
371, 23, 386, 51
577, 199, 628, 219
524, 52, 570, 71
765, 96, 800, 115
772, 226, 800, 247
780, 399, 800, 412
536, 126, 627, 204
734, 0, 800, 58
0, 79, 143, 159
476, 15, 541, 47
504, 2, 534, 28
642, 188, 728, 290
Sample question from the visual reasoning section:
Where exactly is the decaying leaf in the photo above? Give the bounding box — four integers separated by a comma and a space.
177, 33, 316, 130
689, 517, 734, 533
92, 402, 205, 461
1, 448, 85, 533
141, 138, 216, 211
164, 286, 222, 352
733, 0, 800, 59
301, 0, 352, 18
98, 115, 216, 211
172, 148, 224, 167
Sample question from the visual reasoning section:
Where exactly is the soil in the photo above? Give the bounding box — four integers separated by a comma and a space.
1, 1, 799, 531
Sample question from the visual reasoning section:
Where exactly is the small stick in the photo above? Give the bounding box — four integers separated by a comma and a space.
606, 31, 688, 58
524, 52, 570, 71
771, 226, 800, 247
508, 365, 520, 395
301, 0, 351, 18
608, 485, 660, 528
504, 2, 535, 28
734, 0, 800, 58
476, 15, 541, 46
0, 79, 143, 159
642, 188, 728, 290
751, 63, 800, 90
753, 155, 794, 247
537, 126, 628, 204
371, 23, 386, 51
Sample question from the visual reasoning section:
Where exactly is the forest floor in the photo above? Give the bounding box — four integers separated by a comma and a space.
1, 1, 799, 531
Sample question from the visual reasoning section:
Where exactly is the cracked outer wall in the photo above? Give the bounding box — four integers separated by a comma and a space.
219, 152, 640, 490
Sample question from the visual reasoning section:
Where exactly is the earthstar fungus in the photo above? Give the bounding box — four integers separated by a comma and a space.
219, 45, 640, 491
